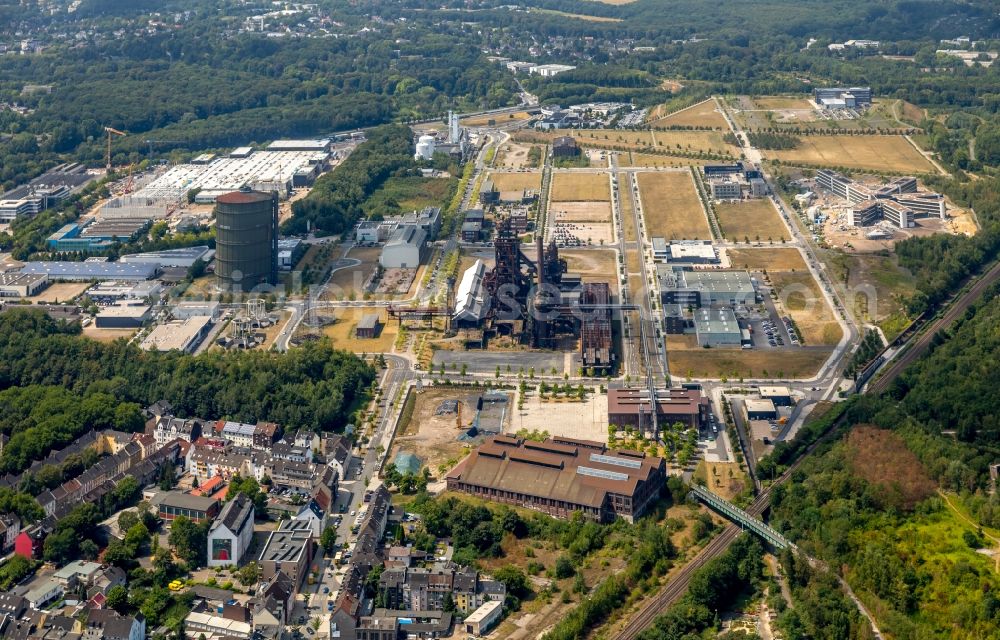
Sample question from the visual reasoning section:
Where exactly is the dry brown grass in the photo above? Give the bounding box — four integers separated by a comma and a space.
766, 135, 937, 173
461, 111, 531, 127
768, 271, 842, 346
726, 248, 807, 271
550, 172, 610, 202
82, 326, 136, 343
847, 425, 936, 511
515, 129, 654, 151
324, 246, 380, 300
649, 99, 728, 129
561, 249, 620, 296
618, 172, 637, 242
319, 307, 398, 353
652, 130, 740, 156
668, 347, 833, 379
636, 171, 711, 240
716, 199, 790, 242
693, 461, 748, 501
753, 96, 814, 110
488, 171, 543, 192
621, 152, 712, 168
531, 8, 623, 21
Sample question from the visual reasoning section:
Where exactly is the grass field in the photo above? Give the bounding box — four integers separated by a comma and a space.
768, 271, 842, 345
727, 247, 807, 271
636, 171, 712, 240
515, 129, 654, 151
823, 249, 916, 324
716, 199, 790, 242
320, 307, 398, 353
649, 99, 728, 129
621, 152, 711, 168
461, 111, 531, 127
488, 171, 543, 192
530, 8, 622, 21
753, 96, 814, 110
618, 172, 637, 242
668, 347, 833, 379
550, 172, 610, 202
561, 249, 620, 296
693, 461, 748, 501
766, 135, 937, 173
652, 130, 739, 156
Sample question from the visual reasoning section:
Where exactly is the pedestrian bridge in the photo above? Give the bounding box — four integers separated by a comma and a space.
688, 484, 791, 550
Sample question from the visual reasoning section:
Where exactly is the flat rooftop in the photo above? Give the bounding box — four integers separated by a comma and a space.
135, 150, 322, 202
745, 398, 777, 414
668, 242, 717, 261
140, 316, 212, 352
20, 261, 159, 281
694, 307, 740, 334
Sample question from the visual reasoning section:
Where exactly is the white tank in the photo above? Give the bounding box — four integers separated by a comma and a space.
415, 134, 436, 161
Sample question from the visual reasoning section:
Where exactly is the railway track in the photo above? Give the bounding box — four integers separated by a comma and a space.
617, 257, 1000, 640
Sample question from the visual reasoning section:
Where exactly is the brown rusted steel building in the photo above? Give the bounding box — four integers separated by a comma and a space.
445, 435, 665, 523
607, 388, 708, 430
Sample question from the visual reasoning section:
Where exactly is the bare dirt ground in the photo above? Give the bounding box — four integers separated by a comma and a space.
25, 282, 91, 303
506, 391, 609, 443
82, 325, 135, 343
495, 143, 540, 170
393, 387, 509, 476
488, 171, 543, 191
550, 201, 613, 223
560, 249, 620, 296
375, 268, 416, 295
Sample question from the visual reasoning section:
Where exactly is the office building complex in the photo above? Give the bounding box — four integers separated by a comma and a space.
817, 169, 945, 228
813, 87, 873, 108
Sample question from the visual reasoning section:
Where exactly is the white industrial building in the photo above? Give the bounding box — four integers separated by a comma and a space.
95, 304, 152, 329
453, 259, 487, 326
0, 272, 48, 298
140, 316, 213, 353
120, 246, 213, 268
379, 225, 428, 269
172, 300, 221, 320
666, 242, 719, 265
135, 147, 327, 204
528, 64, 577, 77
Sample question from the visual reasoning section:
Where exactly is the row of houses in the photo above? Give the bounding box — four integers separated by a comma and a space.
0, 596, 145, 640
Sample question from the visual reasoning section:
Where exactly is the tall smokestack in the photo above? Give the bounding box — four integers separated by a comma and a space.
536, 234, 545, 287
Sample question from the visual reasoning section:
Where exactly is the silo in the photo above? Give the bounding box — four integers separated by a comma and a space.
415, 134, 436, 161
214, 189, 278, 290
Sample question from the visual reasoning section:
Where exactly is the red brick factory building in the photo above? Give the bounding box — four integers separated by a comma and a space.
446, 435, 665, 523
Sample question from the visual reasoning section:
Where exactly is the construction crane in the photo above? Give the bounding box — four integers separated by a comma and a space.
103, 126, 127, 170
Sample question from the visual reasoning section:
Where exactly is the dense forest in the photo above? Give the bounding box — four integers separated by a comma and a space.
0, 309, 375, 467
285, 124, 419, 235
756, 282, 1000, 638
